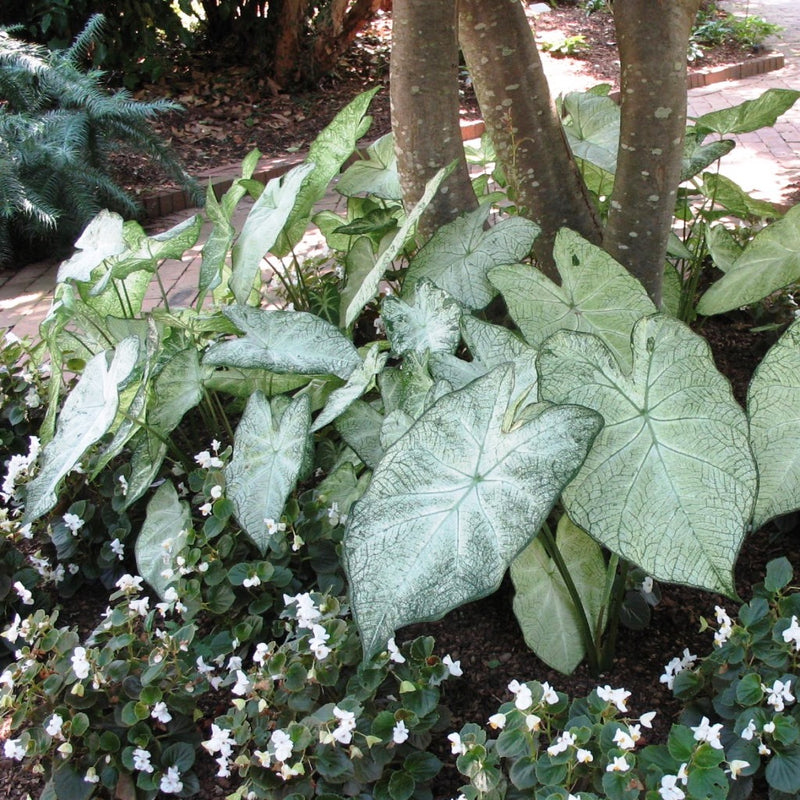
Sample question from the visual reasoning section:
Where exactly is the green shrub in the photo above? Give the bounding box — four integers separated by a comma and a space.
0, 15, 198, 268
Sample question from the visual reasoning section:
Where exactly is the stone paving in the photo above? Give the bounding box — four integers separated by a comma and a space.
1, 0, 798, 340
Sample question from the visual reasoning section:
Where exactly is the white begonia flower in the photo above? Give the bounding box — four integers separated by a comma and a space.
597, 685, 630, 712
0, 669, 14, 690
547, 731, 576, 756
265, 518, 287, 536
726, 760, 749, 779
4, 738, 25, 760
714, 605, 734, 647
110, 538, 125, 559
194, 450, 223, 469
271, 729, 293, 762
199, 502, 213, 517
129, 597, 150, 617
508, 679, 533, 710
659, 774, 686, 800
641, 576, 654, 594
71, 647, 91, 679
227, 655, 243, 672
763, 721, 776, 734
283, 592, 321, 629
442, 654, 463, 677
242, 573, 261, 588
151, 702, 172, 724
392, 720, 410, 744
332, 706, 357, 744
210, 485, 223, 499
576, 748, 593, 764
691, 716, 724, 749
639, 711, 657, 728
118, 475, 129, 496
84, 767, 100, 783
448, 732, 467, 756
740, 719, 757, 740
612, 728, 636, 750
387, 637, 406, 664
115, 574, 144, 593
211, 439, 221, 452
677, 763, 689, 785
62, 513, 85, 534
540, 681, 559, 705
763, 679, 795, 712
327, 502, 341, 526
606, 755, 630, 772
253, 643, 270, 665
160, 766, 183, 794
759, 742, 772, 756
254, 750, 270, 767
133, 748, 154, 773
488, 713, 506, 730
308, 624, 331, 660
525, 714, 542, 732
232, 670, 253, 696
783, 615, 800, 650
13, 581, 33, 605
45, 714, 64, 737
279, 763, 302, 781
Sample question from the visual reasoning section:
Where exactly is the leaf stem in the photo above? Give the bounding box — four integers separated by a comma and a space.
538, 519, 601, 675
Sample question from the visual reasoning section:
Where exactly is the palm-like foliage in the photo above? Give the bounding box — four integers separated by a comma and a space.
0, 15, 199, 268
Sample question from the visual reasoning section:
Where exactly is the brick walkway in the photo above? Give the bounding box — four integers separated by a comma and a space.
1, 0, 798, 340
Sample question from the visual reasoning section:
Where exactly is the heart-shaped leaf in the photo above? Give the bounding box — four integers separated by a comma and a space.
383, 280, 462, 357
511, 514, 608, 674
335, 400, 385, 470
748, 318, 800, 530
203, 305, 361, 379
135, 481, 192, 599
404, 205, 539, 310
343, 364, 603, 657
562, 91, 620, 174
24, 337, 140, 523
56, 210, 126, 283
336, 132, 402, 200
538, 314, 756, 595
226, 392, 312, 553
490, 228, 655, 369
697, 204, 800, 315
693, 88, 800, 136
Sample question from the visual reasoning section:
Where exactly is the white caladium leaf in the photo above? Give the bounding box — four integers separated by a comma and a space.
379, 354, 434, 420
382, 280, 461, 357
24, 337, 140, 523
335, 400, 385, 470
336, 132, 402, 200
230, 162, 315, 304
490, 228, 655, 369
203, 305, 361, 380
538, 314, 756, 596
57, 210, 126, 283
135, 481, 192, 599
404, 204, 539, 310
748, 319, 800, 530
149, 347, 206, 433
562, 91, 620, 174
226, 392, 312, 553
462, 316, 539, 406
697, 204, 800, 316
343, 364, 603, 657
511, 514, 608, 675
311, 343, 388, 432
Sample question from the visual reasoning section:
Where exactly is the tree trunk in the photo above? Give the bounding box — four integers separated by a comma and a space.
604, 0, 701, 305
272, 0, 309, 88
458, 0, 602, 276
311, 0, 385, 78
391, 0, 478, 236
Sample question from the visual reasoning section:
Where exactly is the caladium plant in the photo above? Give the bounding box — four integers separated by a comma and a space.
19, 87, 800, 683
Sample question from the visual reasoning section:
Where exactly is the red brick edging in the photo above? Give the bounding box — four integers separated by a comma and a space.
141, 53, 785, 221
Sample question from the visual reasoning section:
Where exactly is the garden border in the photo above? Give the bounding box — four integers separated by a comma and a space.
140, 52, 785, 220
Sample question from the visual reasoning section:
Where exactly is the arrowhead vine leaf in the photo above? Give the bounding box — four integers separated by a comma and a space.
538, 314, 757, 596
343, 364, 603, 658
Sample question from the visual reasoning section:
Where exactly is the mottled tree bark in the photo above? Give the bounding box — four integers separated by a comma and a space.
604, 0, 702, 305
391, 0, 478, 236
458, 0, 602, 275
272, 0, 309, 87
